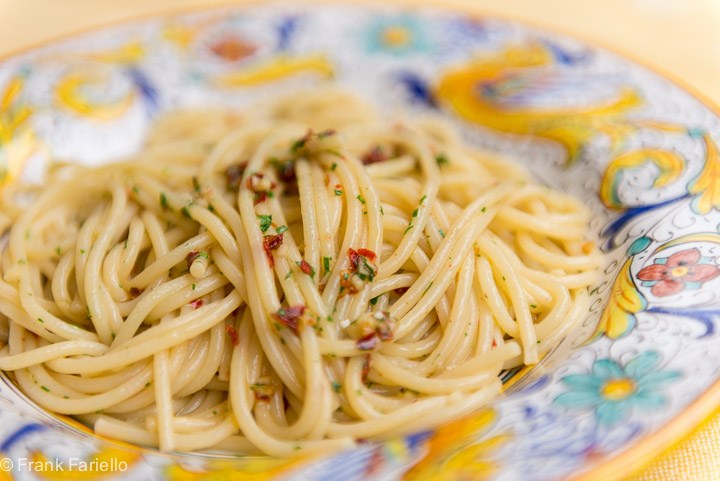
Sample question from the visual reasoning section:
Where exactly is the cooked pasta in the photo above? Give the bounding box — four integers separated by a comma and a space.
0, 89, 600, 456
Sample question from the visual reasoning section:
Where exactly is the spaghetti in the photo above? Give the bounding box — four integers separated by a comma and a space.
0, 89, 600, 456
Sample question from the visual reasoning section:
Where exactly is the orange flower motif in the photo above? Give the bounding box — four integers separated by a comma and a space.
637, 248, 720, 296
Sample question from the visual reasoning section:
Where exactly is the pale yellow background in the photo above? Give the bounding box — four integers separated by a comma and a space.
0, 0, 719, 480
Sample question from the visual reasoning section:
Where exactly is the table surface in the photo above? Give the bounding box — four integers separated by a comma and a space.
0, 1, 719, 480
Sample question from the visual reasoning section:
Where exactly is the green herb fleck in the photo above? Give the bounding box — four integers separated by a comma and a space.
334, 189, 343, 196
435, 153, 449, 166
192, 284, 196, 290
331, 162, 337, 171
369, 296, 379, 306
412, 208, 419, 218
481, 206, 487, 212
404, 224, 414, 234
356, 194, 366, 204
438, 229, 445, 238
331, 381, 341, 393
41, 385, 50, 392
160, 192, 169, 210
276, 225, 288, 234
37, 318, 44, 324
323, 256, 332, 272
258, 214, 272, 233
55, 246, 62, 256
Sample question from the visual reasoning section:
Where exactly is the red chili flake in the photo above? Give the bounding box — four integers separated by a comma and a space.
318, 128, 336, 138
225, 163, 247, 190
361, 146, 388, 165
186, 251, 200, 269
347, 248, 360, 270
491, 339, 497, 348
376, 320, 394, 342
356, 248, 377, 262
253, 190, 267, 205
356, 332, 379, 351
275, 160, 297, 183
264, 233, 284, 251
361, 354, 372, 383
394, 287, 409, 295
299, 260, 313, 276
129, 287, 143, 298
190, 299, 204, 309
226, 324, 240, 346
274, 305, 306, 333
339, 269, 361, 294
250, 383, 275, 402
262, 234, 283, 268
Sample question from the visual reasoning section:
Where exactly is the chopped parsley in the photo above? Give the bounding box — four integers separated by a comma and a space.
276, 225, 289, 234
257, 214, 272, 233
356, 194, 366, 204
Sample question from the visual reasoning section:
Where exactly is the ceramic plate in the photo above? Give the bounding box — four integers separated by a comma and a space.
1, 3, 719, 481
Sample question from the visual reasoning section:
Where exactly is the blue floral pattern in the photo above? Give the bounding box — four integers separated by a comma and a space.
363, 15, 430, 55
555, 352, 681, 425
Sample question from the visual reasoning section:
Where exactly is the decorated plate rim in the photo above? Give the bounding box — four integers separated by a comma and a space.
0, 2, 719, 480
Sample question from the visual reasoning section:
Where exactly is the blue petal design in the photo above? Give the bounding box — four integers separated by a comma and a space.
276, 15, 298, 51
542, 40, 590, 66
596, 401, 631, 425
554, 390, 602, 408
646, 306, 719, 338
636, 370, 682, 388
628, 390, 666, 408
627, 236, 652, 256
0, 423, 45, 451
623, 351, 660, 380
560, 374, 603, 392
592, 359, 624, 380
395, 71, 437, 108
600, 195, 689, 249
127, 67, 159, 115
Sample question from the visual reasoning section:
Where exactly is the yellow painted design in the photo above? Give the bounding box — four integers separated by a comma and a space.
382, 27, 412, 48
216, 55, 334, 87
435, 43, 642, 164
688, 134, 720, 214
0, 74, 36, 185
594, 258, 647, 340
0, 454, 12, 481
55, 71, 135, 121
404, 409, 510, 480
600, 149, 685, 209
89, 41, 145, 64
657, 233, 720, 251
602, 378, 636, 401
30, 447, 140, 480
165, 457, 304, 481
